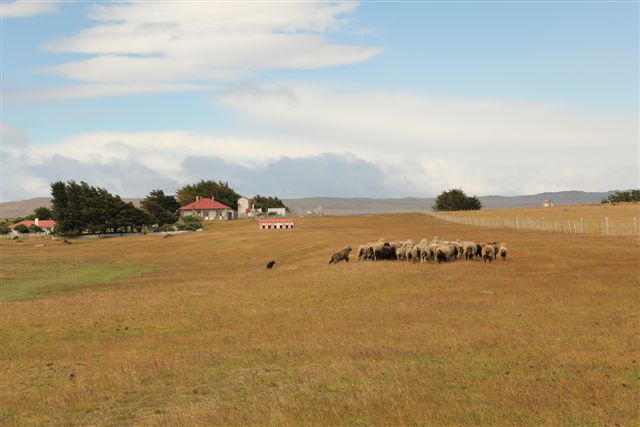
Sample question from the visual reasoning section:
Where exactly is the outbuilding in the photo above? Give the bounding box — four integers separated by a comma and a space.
257, 218, 295, 230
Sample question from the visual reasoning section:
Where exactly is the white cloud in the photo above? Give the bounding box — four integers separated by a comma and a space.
37, 2, 381, 87
2, 83, 637, 200
1, 0, 58, 19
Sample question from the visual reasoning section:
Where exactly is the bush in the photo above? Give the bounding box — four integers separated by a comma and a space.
14, 224, 29, 234
0, 225, 11, 235
602, 190, 640, 204
433, 189, 482, 211
160, 224, 175, 232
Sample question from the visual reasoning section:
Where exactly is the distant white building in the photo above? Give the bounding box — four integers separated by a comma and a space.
543, 199, 555, 207
237, 197, 260, 218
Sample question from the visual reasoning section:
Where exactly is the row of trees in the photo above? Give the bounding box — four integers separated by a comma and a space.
601, 190, 640, 204
44, 179, 288, 235
51, 181, 153, 235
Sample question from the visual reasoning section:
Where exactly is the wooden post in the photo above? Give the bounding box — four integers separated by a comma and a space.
579, 218, 584, 233
605, 217, 609, 235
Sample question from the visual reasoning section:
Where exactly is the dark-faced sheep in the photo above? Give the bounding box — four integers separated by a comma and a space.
329, 245, 352, 264
482, 245, 496, 263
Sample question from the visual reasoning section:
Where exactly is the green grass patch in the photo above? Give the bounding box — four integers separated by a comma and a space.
1, 260, 153, 302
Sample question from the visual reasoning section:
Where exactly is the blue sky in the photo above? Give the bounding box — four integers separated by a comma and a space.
1, 1, 638, 201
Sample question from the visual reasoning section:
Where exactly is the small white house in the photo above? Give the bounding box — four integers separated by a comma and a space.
543, 199, 554, 207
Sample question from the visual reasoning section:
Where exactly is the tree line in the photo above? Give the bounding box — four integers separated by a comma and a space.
601, 189, 640, 204
3, 179, 289, 236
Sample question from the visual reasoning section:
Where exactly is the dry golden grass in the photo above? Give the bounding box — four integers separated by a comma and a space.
1, 214, 639, 426
434, 203, 640, 236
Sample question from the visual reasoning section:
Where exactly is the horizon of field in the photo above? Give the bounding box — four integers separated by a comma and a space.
1, 207, 638, 425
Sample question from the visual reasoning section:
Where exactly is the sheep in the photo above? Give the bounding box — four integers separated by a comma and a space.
498, 243, 508, 261
407, 245, 420, 263
266, 260, 276, 269
414, 239, 432, 263
379, 243, 397, 260
329, 245, 352, 264
475, 242, 483, 258
420, 246, 434, 263
481, 245, 496, 263
356, 245, 369, 261
435, 244, 455, 263
462, 241, 477, 260
489, 242, 499, 260
396, 246, 407, 261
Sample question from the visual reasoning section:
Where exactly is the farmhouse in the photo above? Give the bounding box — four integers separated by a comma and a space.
180, 197, 234, 220
11, 218, 57, 234
543, 199, 555, 207
258, 218, 295, 230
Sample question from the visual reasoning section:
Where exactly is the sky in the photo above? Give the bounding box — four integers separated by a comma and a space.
1, 0, 638, 202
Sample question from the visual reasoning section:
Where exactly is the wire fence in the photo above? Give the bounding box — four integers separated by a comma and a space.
428, 212, 639, 236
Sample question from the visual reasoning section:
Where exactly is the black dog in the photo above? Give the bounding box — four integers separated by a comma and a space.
266, 260, 276, 269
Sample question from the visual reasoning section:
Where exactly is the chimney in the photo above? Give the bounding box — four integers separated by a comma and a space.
35, 218, 39, 226
196, 196, 200, 202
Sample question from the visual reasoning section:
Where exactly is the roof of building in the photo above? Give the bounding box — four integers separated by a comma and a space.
11, 220, 57, 229
257, 218, 295, 223
180, 198, 231, 211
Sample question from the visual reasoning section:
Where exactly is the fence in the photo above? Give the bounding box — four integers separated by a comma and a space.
428, 212, 639, 236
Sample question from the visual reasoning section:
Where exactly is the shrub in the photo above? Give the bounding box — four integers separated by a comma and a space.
433, 189, 482, 211
14, 224, 29, 234
29, 224, 43, 233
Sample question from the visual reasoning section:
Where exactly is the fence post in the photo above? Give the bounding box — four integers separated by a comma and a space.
634, 217, 637, 236
579, 218, 584, 233
605, 217, 609, 235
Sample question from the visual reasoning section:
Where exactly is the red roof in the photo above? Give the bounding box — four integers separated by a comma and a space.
180, 198, 231, 211
11, 220, 57, 229
257, 218, 295, 223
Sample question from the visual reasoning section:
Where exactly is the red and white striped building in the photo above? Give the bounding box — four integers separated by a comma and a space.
257, 218, 295, 230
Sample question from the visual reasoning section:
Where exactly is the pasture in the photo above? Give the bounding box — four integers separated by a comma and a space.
1, 212, 638, 426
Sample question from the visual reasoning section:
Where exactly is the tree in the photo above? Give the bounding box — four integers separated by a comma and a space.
251, 194, 289, 212
0, 222, 11, 235
602, 189, 640, 204
176, 180, 241, 208
433, 189, 482, 211
141, 189, 180, 225
51, 180, 153, 235
33, 206, 53, 219
14, 224, 29, 234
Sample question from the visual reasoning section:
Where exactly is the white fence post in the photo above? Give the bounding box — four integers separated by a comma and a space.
605, 217, 609, 235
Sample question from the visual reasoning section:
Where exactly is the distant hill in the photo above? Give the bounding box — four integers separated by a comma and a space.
283, 191, 618, 215
0, 190, 618, 218
0, 197, 142, 219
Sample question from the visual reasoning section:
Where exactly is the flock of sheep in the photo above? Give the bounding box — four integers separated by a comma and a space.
329, 237, 508, 264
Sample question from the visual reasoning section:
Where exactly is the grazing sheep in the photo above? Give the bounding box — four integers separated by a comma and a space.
329, 245, 352, 264
482, 245, 496, 263
266, 260, 276, 269
63, 238, 73, 244
435, 244, 455, 263
420, 246, 434, 263
379, 243, 397, 260
462, 241, 477, 260
356, 245, 369, 261
499, 243, 508, 261
396, 246, 407, 261
475, 243, 483, 258
407, 246, 420, 263
489, 242, 499, 260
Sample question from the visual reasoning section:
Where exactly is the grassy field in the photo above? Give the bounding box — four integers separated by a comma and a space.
433, 203, 640, 236
1, 212, 639, 425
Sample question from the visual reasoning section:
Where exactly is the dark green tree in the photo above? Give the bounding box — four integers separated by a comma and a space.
14, 224, 29, 234
0, 223, 10, 235
433, 188, 482, 211
602, 189, 640, 203
251, 195, 289, 212
176, 180, 241, 208
33, 206, 53, 219
141, 189, 180, 225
